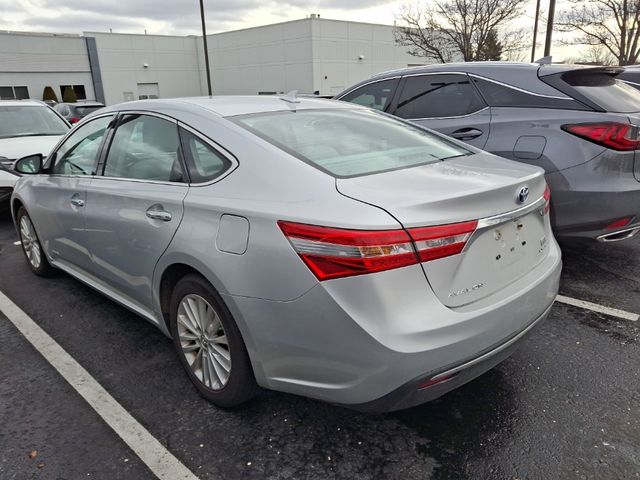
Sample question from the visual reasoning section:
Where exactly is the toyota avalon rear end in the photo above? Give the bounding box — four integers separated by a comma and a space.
228, 106, 561, 411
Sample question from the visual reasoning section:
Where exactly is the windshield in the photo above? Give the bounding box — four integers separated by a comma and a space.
561, 72, 640, 113
0, 105, 69, 139
233, 109, 471, 177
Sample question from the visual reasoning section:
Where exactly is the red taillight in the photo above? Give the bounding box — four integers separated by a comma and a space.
408, 220, 478, 262
562, 122, 640, 151
543, 184, 551, 215
70, 117, 80, 123
278, 219, 477, 281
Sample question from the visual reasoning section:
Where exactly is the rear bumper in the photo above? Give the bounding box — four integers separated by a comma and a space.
546, 151, 640, 240
348, 303, 552, 413
226, 237, 562, 411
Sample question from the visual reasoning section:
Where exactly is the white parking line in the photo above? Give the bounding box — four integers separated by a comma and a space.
556, 294, 639, 322
0, 291, 199, 480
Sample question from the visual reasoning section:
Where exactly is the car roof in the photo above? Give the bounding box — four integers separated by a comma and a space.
358, 62, 567, 97
99, 95, 360, 118
0, 99, 47, 107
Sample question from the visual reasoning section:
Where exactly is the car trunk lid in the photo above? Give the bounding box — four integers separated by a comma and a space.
336, 153, 551, 307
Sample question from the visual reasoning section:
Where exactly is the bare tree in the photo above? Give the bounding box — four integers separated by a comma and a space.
394, 0, 530, 63
558, 0, 640, 66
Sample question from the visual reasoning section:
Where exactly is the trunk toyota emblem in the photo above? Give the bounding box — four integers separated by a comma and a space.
516, 186, 529, 204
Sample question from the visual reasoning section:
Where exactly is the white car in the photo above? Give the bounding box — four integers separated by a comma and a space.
0, 100, 70, 207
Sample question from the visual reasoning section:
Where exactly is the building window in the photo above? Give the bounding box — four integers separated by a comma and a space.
0, 86, 29, 99
59, 85, 87, 100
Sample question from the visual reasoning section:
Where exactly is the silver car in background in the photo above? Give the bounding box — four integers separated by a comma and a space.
11, 97, 561, 411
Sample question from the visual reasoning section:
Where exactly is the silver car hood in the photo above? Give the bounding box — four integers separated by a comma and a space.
335, 152, 546, 228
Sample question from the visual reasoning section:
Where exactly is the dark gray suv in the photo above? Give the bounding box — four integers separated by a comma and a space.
336, 63, 640, 242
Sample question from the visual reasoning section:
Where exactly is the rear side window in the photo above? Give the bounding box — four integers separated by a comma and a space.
339, 78, 399, 111
394, 74, 486, 119
559, 71, 640, 113
233, 109, 471, 178
179, 128, 231, 183
472, 77, 584, 109
103, 114, 186, 182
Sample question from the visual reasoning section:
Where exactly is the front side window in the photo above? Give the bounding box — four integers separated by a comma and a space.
103, 114, 185, 182
339, 78, 399, 111
179, 128, 231, 183
0, 105, 69, 139
52, 115, 112, 175
234, 108, 471, 178
394, 74, 486, 119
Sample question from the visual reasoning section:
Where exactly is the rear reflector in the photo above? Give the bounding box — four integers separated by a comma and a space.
417, 373, 457, 390
562, 122, 640, 151
278, 219, 478, 281
605, 216, 633, 231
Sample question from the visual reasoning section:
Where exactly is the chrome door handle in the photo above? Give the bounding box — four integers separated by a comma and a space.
450, 128, 483, 140
146, 207, 172, 222
70, 197, 85, 207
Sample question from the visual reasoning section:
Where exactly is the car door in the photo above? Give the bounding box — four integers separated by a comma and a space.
390, 73, 492, 149
26, 114, 113, 274
83, 112, 189, 312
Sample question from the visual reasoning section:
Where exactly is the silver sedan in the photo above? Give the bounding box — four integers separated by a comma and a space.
11, 96, 561, 412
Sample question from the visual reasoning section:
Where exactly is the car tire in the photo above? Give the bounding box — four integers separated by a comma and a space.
169, 273, 258, 408
16, 207, 56, 277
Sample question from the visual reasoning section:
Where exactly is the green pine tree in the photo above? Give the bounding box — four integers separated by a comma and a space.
478, 29, 503, 61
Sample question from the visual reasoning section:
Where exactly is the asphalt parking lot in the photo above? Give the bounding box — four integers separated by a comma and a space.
0, 210, 638, 480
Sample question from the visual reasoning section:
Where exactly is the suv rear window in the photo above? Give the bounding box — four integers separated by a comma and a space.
233, 109, 471, 178
559, 71, 640, 113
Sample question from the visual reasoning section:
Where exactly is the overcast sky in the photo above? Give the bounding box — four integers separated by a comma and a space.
0, 0, 578, 59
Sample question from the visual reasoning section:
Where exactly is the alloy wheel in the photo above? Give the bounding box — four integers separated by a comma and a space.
19, 215, 42, 269
176, 294, 231, 390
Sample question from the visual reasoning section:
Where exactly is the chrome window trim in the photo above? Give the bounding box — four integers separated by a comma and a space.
622, 79, 640, 87
401, 71, 469, 78
177, 121, 239, 187
89, 175, 190, 187
334, 76, 401, 100
467, 73, 571, 100
407, 106, 490, 121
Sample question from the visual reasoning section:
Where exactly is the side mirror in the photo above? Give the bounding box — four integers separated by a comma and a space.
15, 154, 44, 175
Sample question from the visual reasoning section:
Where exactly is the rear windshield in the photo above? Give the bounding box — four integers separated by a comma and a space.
74, 105, 104, 116
233, 108, 471, 178
561, 72, 640, 113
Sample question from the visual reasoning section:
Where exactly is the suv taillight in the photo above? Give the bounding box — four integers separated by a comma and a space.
561, 122, 640, 151
278, 220, 478, 281
543, 184, 551, 215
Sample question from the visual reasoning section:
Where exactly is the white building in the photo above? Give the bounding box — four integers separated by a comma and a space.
0, 16, 425, 104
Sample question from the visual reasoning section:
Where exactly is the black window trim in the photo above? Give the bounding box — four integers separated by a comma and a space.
390, 72, 489, 120
95, 110, 191, 186
46, 112, 116, 177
